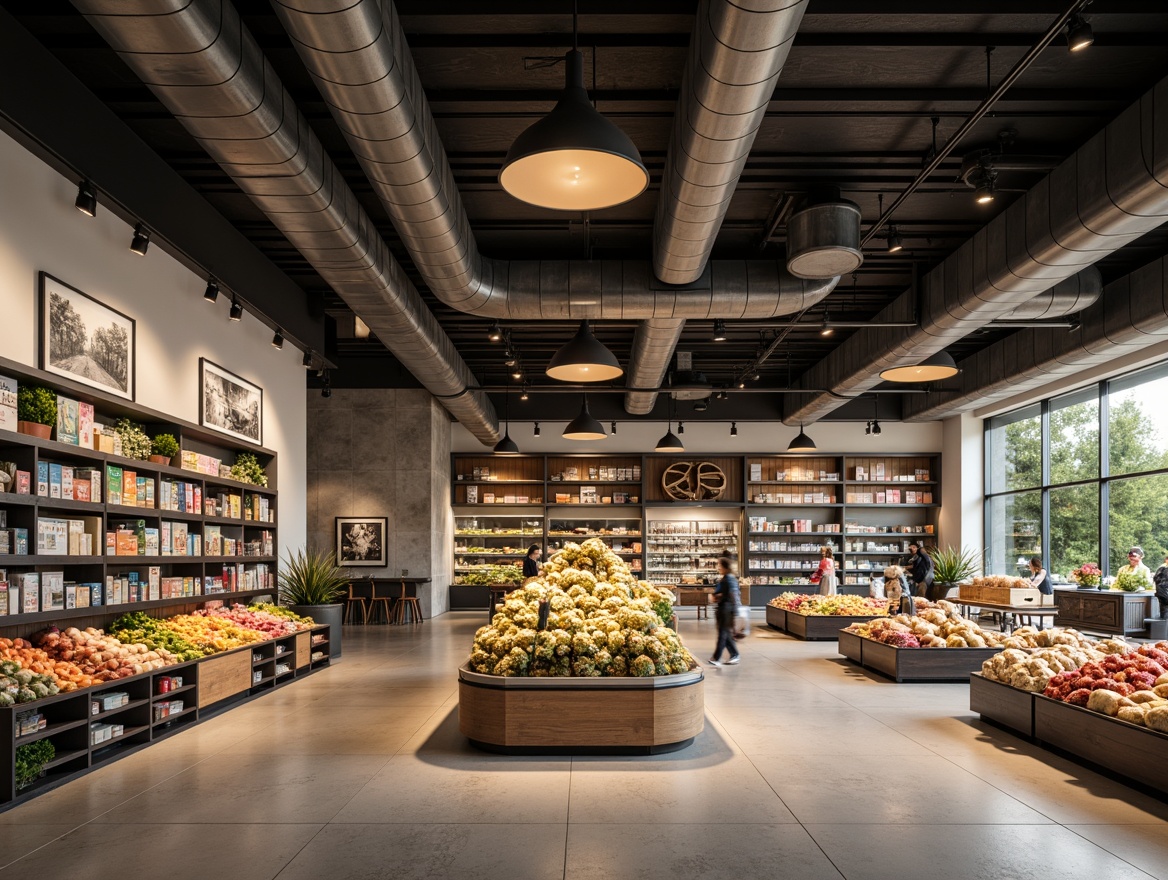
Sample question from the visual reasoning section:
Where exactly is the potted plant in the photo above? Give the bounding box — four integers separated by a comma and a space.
278, 548, 348, 658
16, 386, 57, 440
1071, 562, 1101, 590
230, 451, 268, 487
150, 432, 180, 465
114, 418, 151, 461
928, 545, 980, 601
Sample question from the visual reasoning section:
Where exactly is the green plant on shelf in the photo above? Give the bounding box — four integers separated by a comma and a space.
151, 432, 180, 459
1114, 568, 1153, 593
17, 386, 57, 426
15, 739, 55, 790
278, 547, 348, 606
230, 452, 268, 487
115, 417, 152, 460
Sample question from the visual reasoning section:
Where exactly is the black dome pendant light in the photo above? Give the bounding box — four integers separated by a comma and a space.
563, 393, 607, 440
787, 423, 817, 453
499, 1, 648, 211
546, 320, 623, 382
493, 391, 520, 455
655, 399, 684, 452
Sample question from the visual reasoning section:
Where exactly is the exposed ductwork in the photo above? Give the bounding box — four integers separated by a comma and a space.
625, 320, 687, 415
787, 74, 1168, 426
271, 0, 833, 415
903, 257, 1168, 422
652, 0, 808, 285
996, 267, 1102, 321
71, 0, 499, 443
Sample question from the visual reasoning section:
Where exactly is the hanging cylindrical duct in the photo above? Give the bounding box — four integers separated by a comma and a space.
786, 189, 863, 279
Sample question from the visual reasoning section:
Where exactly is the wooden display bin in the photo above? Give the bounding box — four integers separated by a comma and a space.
839, 635, 1000, 682
1034, 695, 1168, 796
783, 611, 883, 641
765, 605, 786, 631
969, 673, 1036, 738
838, 629, 863, 663
458, 666, 704, 754
959, 584, 1051, 606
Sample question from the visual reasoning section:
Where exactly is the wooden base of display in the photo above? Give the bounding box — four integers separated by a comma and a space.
1054, 589, 1153, 636
458, 666, 704, 754
839, 632, 1000, 682
970, 675, 1168, 796
766, 606, 882, 641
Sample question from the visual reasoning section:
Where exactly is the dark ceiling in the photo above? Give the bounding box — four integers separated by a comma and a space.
5, 0, 1168, 417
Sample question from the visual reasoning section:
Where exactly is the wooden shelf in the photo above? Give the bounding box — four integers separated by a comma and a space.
88, 698, 150, 721
14, 718, 88, 746
42, 748, 89, 771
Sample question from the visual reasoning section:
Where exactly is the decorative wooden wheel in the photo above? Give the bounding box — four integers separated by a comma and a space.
662, 461, 728, 501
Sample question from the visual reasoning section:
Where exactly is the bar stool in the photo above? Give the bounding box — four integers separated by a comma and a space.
393, 578, 423, 625
344, 582, 368, 625
368, 580, 394, 625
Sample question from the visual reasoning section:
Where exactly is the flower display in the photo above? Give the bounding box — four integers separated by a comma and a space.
1071, 563, 1102, 588
469, 538, 693, 677
197, 604, 311, 637
769, 592, 889, 616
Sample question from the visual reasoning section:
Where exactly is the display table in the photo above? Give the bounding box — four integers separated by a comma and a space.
839, 631, 1000, 682
766, 606, 883, 641
1054, 588, 1153, 636
457, 665, 704, 754
956, 601, 1058, 632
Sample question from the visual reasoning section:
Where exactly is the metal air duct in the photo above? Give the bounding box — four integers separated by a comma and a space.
72, 0, 499, 444
786, 194, 864, 279
787, 75, 1168, 426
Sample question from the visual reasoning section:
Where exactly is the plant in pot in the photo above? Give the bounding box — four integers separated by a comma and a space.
279, 548, 349, 658
114, 418, 151, 461
1071, 562, 1101, 590
928, 545, 980, 601
16, 386, 57, 440
150, 432, 180, 466
230, 452, 268, 487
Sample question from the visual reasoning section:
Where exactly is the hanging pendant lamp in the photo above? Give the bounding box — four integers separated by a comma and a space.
500, 4, 648, 211
562, 394, 607, 440
655, 423, 684, 452
546, 320, 623, 382
493, 393, 520, 454
787, 423, 817, 452
879, 350, 959, 383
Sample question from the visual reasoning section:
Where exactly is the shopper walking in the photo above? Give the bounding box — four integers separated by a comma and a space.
522, 544, 542, 582
810, 545, 837, 596
709, 556, 741, 667
1028, 556, 1053, 595
1154, 555, 1168, 619
907, 542, 935, 597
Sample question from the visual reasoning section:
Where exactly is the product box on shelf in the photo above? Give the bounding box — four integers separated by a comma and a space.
40, 571, 65, 612
56, 396, 79, 446
15, 470, 30, 494
0, 375, 16, 432
15, 572, 39, 614
78, 402, 94, 449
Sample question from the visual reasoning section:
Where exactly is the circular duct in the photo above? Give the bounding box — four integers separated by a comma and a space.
786, 200, 863, 279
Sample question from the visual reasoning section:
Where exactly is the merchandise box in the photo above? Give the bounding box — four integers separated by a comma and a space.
76, 584, 91, 608
56, 395, 79, 446
78, 401, 94, 449
15, 572, 40, 614
14, 470, 30, 494
0, 375, 17, 432
65, 584, 76, 609
37, 517, 70, 555
0, 587, 7, 616
49, 463, 62, 498
36, 461, 48, 497
40, 571, 65, 611
106, 464, 123, 506
61, 466, 73, 499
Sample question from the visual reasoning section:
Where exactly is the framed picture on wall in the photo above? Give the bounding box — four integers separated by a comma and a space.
39, 272, 136, 400
199, 358, 263, 445
336, 517, 388, 567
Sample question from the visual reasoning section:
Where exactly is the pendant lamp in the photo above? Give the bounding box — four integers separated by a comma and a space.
499, 4, 648, 211
787, 423, 816, 452
562, 394, 607, 440
493, 393, 520, 454
547, 320, 623, 382
878, 350, 959, 383
655, 424, 684, 452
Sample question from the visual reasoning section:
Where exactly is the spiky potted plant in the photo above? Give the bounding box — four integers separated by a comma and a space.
929, 545, 981, 601
150, 432, 179, 466
278, 548, 349, 658
16, 386, 57, 440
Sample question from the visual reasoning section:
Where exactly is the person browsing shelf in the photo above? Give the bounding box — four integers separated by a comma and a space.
906, 542, 934, 597
810, 545, 837, 596
708, 556, 741, 667
522, 544, 542, 581
1028, 557, 1053, 595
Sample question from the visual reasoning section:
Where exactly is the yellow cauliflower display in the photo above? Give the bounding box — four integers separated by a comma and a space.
469, 539, 694, 677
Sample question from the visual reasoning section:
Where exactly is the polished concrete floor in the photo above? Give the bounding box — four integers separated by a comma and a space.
2, 611, 1167, 879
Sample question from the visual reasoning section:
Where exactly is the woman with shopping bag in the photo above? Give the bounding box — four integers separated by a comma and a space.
810, 545, 837, 596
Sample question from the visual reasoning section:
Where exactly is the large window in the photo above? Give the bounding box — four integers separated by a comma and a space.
985, 361, 1168, 581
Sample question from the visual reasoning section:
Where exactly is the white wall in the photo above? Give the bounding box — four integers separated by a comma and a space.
0, 130, 306, 556
939, 413, 985, 563
452, 417, 942, 456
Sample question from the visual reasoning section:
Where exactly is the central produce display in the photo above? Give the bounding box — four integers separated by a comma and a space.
459, 538, 704, 752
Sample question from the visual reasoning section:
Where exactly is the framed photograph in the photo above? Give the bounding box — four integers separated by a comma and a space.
336, 517, 388, 567
39, 273, 136, 400
199, 358, 263, 445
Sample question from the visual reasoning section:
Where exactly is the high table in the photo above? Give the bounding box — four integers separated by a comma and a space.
350, 577, 432, 624
957, 600, 1058, 632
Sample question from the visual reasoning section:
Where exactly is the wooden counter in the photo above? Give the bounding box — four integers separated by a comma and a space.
1054, 588, 1153, 636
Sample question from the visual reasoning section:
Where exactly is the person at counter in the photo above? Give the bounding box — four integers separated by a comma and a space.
1028, 556, 1053, 595
522, 544, 542, 581
1116, 546, 1152, 586
1155, 554, 1168, 619
906, 542, 934, 597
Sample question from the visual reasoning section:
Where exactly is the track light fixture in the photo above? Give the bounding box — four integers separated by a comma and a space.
228, 297, 243, 322
488, 322, 503, 342
203, 278, 220, 304
611, 420, 617, 435
271, 328, 284, 349
1066, 13, 1093, 52
737, 379, 746, 389
712, 319, 728, 343
716, 390, 728, 401
520, 383, 530, 401
562, 394, 607, 440
730, 421, 738, 437
302, 350, 313, 368
750, 371, 761, 382
511, 368, 523, 381
321, 370, 332, 399
677, 421, 684, 435
129, 223, 150, 256
820, 321, 834, 337
534, 421, 541, 437
787, 423, 817, 452
865, 421, 872, 435
547, 320, 623, 382
75, 180, 97, 217
886, 225, 903, 253
872, 419, 882, 435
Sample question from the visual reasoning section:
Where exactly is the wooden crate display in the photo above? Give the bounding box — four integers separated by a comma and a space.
958, 584, 1051, 606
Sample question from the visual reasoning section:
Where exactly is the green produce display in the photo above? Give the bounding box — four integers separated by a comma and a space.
0, 661, 60, 705
109, 612, 206, 662
457, 564, 523, 586
15, 740, 55, 789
